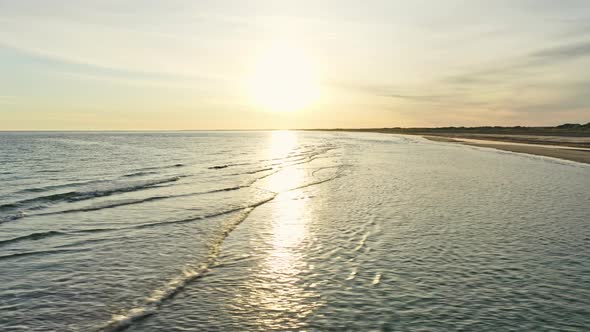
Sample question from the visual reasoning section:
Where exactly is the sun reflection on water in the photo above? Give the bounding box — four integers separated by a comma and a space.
269, 130, 298, 158
236, 131, 321, 329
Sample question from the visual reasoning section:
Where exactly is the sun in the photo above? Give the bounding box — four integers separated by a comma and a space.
248, 43, 320, 112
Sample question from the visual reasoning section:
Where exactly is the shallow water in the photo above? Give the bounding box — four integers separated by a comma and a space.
0, 131, 589, 331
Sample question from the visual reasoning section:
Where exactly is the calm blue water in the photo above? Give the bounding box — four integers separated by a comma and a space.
0, 131, 589, 331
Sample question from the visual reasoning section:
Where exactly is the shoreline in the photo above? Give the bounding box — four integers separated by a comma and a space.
308, 129, 590, 164
422, 135, 590, 164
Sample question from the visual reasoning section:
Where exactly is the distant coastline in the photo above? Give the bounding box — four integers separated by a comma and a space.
3, 124, 589, 164
307, 123, 590, 164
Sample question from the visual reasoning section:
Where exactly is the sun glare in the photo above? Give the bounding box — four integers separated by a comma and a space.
249, 43, 320, 113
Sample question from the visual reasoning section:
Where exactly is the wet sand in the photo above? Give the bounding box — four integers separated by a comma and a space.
424, 135, 590, 164
306, 128, 590, 164
422, 133, 590, 149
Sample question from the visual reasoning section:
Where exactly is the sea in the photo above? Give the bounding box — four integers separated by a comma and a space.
0, 131, 588, 331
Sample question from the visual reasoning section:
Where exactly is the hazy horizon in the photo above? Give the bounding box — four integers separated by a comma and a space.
2, 0, 590, 130
0, 122, 588, 132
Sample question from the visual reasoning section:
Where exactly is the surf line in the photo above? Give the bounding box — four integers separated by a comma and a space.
98, 197, 273, 332
98, 171, 344, 332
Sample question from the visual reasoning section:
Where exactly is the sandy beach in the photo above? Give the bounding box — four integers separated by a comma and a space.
423, 135, 590, 164
309, 128, 590, 165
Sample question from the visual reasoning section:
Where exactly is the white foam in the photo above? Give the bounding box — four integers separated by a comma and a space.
372, 272, 382, 286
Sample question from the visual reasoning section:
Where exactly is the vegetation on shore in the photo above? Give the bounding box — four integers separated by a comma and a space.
312, 123, 590, 137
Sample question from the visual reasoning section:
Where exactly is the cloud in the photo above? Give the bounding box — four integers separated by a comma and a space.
387, 93, 454, 103
445, 38, 590, 85
0, 43, 225, 88
378, 37, 590, 123
531, 40, 590, 60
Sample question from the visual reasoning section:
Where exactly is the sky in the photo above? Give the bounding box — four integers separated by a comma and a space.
1, 0, 590, 130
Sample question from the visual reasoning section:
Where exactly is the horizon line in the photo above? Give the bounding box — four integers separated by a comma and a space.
0, 123, 587, 132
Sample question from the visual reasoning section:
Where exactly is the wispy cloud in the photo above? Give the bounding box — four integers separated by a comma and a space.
531, 40, 590, 60
446, 37, 590, 84
0, 43, 227, 88
387, 94, 454, 103
1, 0, 589, 127
367, 35, 590, 125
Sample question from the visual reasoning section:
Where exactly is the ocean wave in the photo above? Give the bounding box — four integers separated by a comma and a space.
0, 177, 182, 220
47, 196, 177, 215
100, 266, 208, 332
14, 179, 102, 194
208, 165, 230, 169
0, 212, 26, 224
0, 203, 19, 212
245, 167, 273, 174
230, 167, 274, 176
72, 227, 120, 234
97, 167, 343, 331
0, 172, 338, 248
55, 236, 122, 249
0, 231, 65, 247
3, 186, 247, 222
57, 186, 244, 214
136, 163, 185, 172
1, 148, 338, 224
131, 206, 247, 229
207, 186, 244, 193
0, 248, 92, 261
122, 171, 158, 178
0, 228, 118, 248
207, 162, 252, 170
207, 147, 333, 172
99, 198, 277, 332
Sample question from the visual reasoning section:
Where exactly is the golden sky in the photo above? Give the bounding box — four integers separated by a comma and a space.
1, 0, 589, 130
